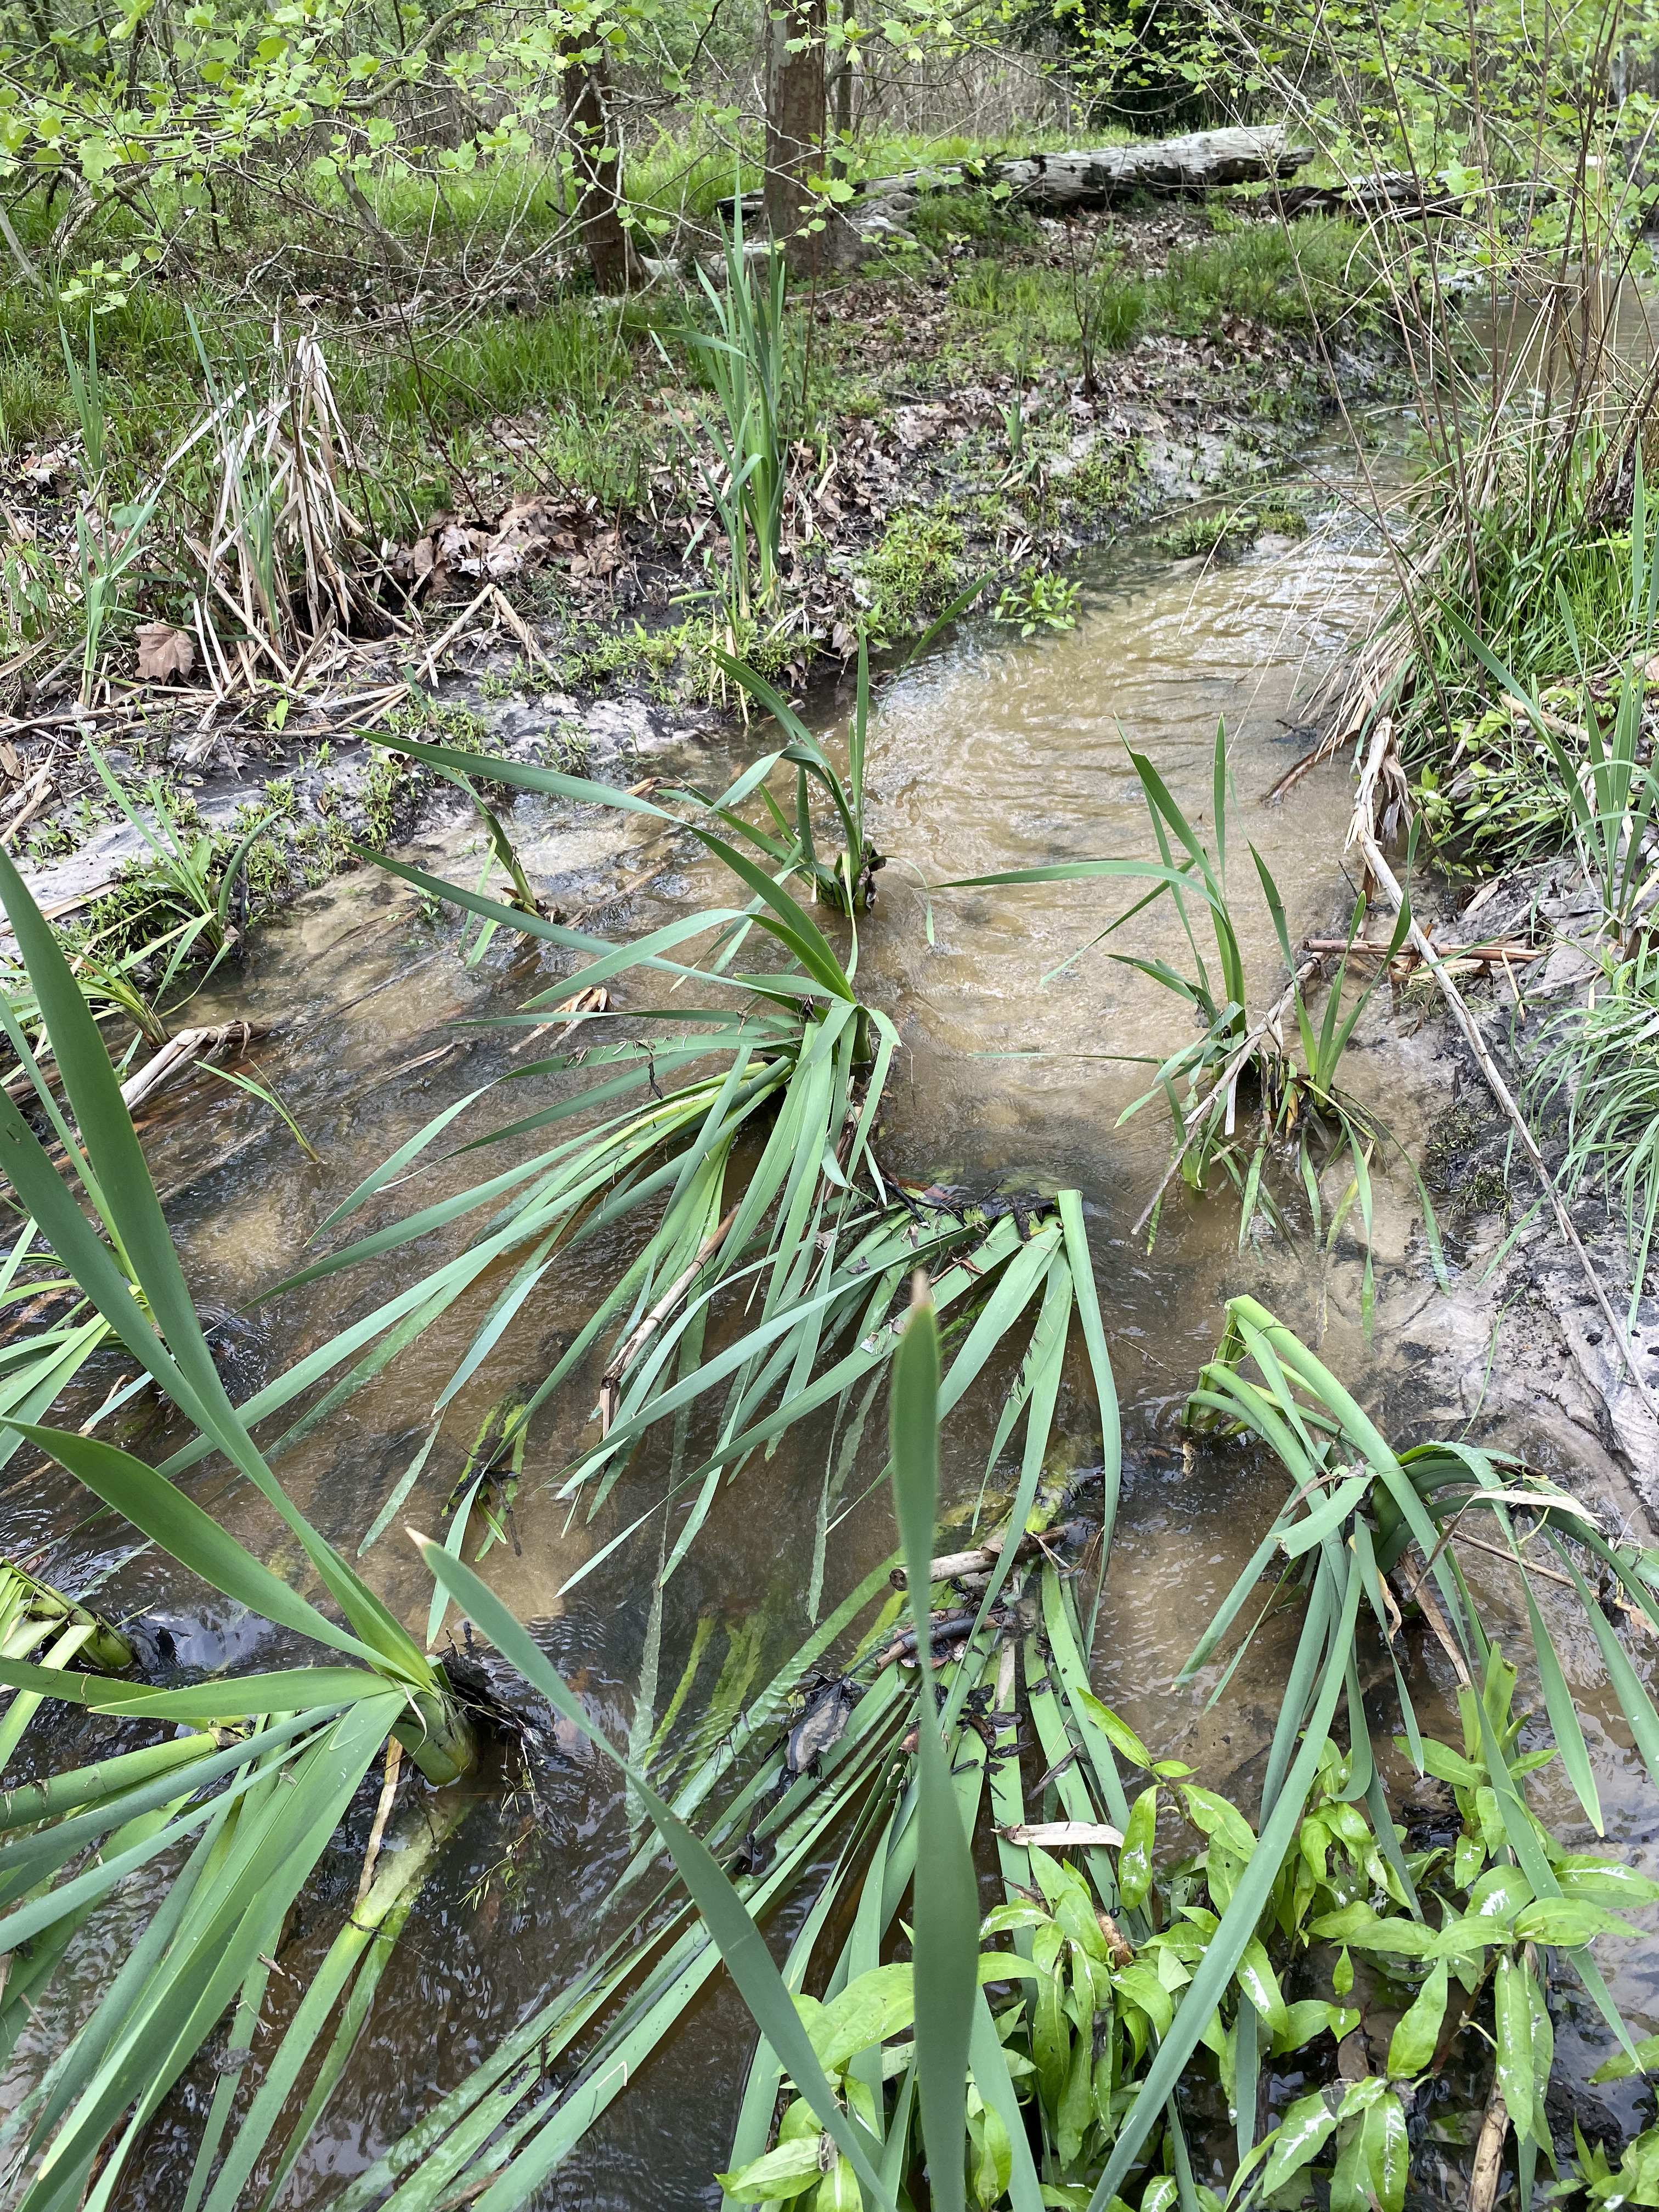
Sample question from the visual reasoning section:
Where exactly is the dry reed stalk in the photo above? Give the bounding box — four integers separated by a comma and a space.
119, 1021, 268, 1112
599, 1202, 742, 1433
1130, 955, 1322, 1239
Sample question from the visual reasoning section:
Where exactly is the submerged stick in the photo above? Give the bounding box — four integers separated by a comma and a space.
1354, 823, 1659, 1434
599, 1203, 741, 1435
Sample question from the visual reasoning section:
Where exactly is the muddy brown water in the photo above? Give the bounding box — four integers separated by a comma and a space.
8, 423, 1659, 2206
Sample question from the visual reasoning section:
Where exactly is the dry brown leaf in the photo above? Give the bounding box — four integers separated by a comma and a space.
0, 741, 19, 782
135, 622, 196, 684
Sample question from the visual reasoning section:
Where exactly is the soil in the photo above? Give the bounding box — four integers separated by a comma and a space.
0, 198, 1398, 916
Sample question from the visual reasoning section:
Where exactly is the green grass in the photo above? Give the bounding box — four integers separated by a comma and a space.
860, 507, 965, 635
1157, 214, 1368, 333
909, 184, 1041, 255
1158, 504, 1259, 558
945, 213, 1370, 381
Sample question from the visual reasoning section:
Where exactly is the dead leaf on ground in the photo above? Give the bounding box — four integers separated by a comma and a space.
0, 741, 20, 782
22, 443, 75, 489
570, 529, 621, 582
396, 496, 586, 600
135, 622, 196, 684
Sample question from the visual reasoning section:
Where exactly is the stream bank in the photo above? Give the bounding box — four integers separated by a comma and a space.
0, 192, 1397, 958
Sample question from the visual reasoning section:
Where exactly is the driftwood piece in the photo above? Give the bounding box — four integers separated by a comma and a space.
889, 1517, 1096, 1588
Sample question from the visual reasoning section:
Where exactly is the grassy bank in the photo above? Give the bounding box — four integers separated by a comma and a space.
0, 170, 1375, 706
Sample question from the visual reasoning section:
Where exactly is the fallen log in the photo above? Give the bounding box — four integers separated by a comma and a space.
1276, 170, 1558, 222
723, 126, 1313, 233
984, 128, 1313, 207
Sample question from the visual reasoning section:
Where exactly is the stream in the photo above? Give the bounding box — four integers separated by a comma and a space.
8, 417, 1659, 2207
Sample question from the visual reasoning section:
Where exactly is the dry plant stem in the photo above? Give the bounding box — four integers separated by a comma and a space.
0, 766, 54, 850
1301, 939, 1541, 964
597, 1203, 742, 1434
356, 1737, 403, 1909
1355, 824, 1659, 1432
1468, 2080, 1509, 2212
1131, 956, 1321, 1239
119, 1023, 268, 1113
1453, 1530, 1575, 1587
422, 584, 495, 682
1392, 1553, 1472, 1687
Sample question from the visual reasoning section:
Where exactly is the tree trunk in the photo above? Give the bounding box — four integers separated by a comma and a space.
830, 0, 854, 172
564, 41, 638, 294
764, 0, 826, 273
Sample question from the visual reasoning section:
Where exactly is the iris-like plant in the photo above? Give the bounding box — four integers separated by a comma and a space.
218, 664, 1113, 1616
0, 844, 477, 2212
668, 194, 788, 626
944, 723, 1442, 1311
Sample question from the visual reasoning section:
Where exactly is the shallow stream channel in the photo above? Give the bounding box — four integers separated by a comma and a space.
9, 417, 1659, 2209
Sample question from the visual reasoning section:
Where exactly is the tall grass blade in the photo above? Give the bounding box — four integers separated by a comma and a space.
890, 1288, 977, 2212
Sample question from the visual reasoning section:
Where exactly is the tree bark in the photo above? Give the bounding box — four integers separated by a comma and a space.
564, 40, 639, 294
764, 0, 826, 273
830, 0, 855, 171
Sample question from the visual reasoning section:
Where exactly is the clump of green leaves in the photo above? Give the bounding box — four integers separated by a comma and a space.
994, 567, 1081, 636
1158, 505, 1259, 561
861, 508, 966, 639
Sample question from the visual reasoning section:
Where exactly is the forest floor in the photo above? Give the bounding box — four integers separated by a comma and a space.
0, 182, 1395, 954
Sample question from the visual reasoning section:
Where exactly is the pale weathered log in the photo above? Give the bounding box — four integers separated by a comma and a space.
722, 126, 1313, 238
986, 127, 1313, 207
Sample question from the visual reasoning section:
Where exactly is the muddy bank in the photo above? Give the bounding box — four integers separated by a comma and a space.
0, 198, 1396, 924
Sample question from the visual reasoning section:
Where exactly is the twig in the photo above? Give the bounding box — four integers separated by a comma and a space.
599, 1204, 740, 1434
422, 585, 495, 684
1355, 822, 1659, 1434
488, 586, 555, 671
0, 706, 122, 738
0, 882, 114, 944
0, 766, 55, 850
355, 1738, 403, 1909
1131, 956, 1321, 1238
1300, 938, 1541, 963
1451, 1530, 1575, 1586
